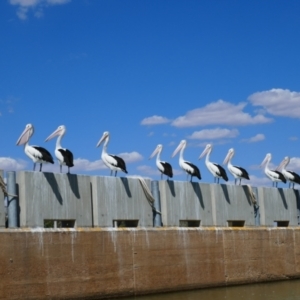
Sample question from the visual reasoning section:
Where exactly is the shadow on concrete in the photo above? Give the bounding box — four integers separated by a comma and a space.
121, 177, 132, 197
278, 189, 288, 209
191, 182, 204, 209
242, 185, 254, 206
43, 173, 63, 205
293, 189, 300, 225
221, 184, 230, 204
167, 180, 176, 197
67, 173, 80, 199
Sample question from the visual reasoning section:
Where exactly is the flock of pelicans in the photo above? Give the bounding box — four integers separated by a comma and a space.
15, 124, 300, 189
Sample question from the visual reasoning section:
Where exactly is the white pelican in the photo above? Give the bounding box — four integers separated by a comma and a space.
171, 140, 201, 182
223, 148, 250, 185
199, 144, 228, 183
260, 153, 286, 187
45, 125, 74, 173
16, 123, 54, 172
149, 144, 173, 180
276, 156, 300, 189
96, 131, 128, 176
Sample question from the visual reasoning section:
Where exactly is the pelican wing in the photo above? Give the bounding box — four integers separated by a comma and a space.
213, 163, 228, 181
109, 154, 128, 173
160, 161, 173, 178
32, 146, 54, 163
58, 148, 74, 167
233, 165, 250, 179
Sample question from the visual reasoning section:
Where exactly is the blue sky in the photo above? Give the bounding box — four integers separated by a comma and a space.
1, 0, 300, 187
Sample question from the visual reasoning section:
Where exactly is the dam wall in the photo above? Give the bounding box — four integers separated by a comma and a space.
1, 227, 300, 300
7, 171, 300, 228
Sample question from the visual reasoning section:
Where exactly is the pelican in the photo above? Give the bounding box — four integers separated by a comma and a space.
149, 144, 173, 180
96, 131, 128, 176
199, 144, 228, 183
276, 156, 300, 189
223, 148, 250, 185
260, 153, 286, 187
16, 123, 54, 172
171, 140, 201, 182
45, 125, 74, 173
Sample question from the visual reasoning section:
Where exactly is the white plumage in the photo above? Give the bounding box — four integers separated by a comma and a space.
172, 140, 201, 182
223, 148, 250, 185
260, 153, 286, 187
16, 123, 54, 172
45, 125, 74, 173
276, 156, 300, 189
199, 144, 228, 183
149, 144, 173, 180
96, 131, 128, 177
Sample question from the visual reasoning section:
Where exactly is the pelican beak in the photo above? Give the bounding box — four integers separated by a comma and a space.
276, 158, 287, 171
223, 151, 231, 165
45, 127, 62, 142
172, 142, 183, 158
199, 146, 208, 160
96, 132, 108, 147
16, 126, 31, 146
260, 156, 268, 168
149, 146, 159, 160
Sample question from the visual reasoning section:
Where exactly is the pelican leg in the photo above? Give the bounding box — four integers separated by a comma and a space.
68, 166, 70, 174
115, 171, 117, 177
239, 179, 242, 185
161, 173, 163, 180
60, 165, 62, 173
33, 163, 36, 171
110, 170, 113, 176
39, 163, 42, 172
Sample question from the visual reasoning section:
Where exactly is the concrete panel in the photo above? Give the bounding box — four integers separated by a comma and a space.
258, 187, 299, 226
212, 184, 256, 226
0, 170, 5, 228
16, 171, 92, 228
91, 176, 153, 227
159, 181, 214, 227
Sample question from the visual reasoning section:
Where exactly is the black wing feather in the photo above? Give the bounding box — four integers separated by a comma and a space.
161, 161, 173, 178
214, 163, 228, 181
58, 149, 74, 167
110, 155, 128, 173
185, 162, 201, 179
234, 165, 250, 180
33, 146, 54, 164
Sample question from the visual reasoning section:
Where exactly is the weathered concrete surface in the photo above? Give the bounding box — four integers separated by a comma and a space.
0, 170, 5, 227
91, 176, 153, 227
258, 187, 299, 226
1, 228, 300, 300
159, 181, 256, 226
16, 171, 92, 227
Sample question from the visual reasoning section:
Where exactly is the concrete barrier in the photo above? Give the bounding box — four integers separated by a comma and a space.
16, 171, 92, 228
11, 171, 300, 228
258, 187, 300, 226
0, 170, 5, 228
91, 176, 153, 227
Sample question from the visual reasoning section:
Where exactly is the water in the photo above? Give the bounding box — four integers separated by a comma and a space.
112, 280, 300, 300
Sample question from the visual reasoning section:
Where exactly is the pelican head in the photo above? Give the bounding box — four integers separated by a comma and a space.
45, 125, 66, 142
149, 144, 163, 159
223, 148, 235, 165
199, 143, 213, 159
16, 123, 34, 146
277, 156, 290, 171
260, 153, 272, 168
172, 140, 186, 158
96, 131, 110, 147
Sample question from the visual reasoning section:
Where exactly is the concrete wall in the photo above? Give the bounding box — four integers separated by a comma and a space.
16, 171, 93, 227
258, 187, 300, 226
1, 228, 300, 300
159, 181, 257, 227
0, 170, 5, 228
91, 176, 153, 227
13, 171, 300, 228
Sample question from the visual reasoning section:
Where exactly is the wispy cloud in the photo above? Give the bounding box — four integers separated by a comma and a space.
141, 115, 171, 126
241, 133, 265, 143
188, 128, 239, 140
249, 88, 300, 118
171, 100, 272, 127
9, 0, 71, 20
0, 157, 27, 171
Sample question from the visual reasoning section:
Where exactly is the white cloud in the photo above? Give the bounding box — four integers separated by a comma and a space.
141, 115, 171, 125
249, 88, 300, 118
289, 136, 298, 141
0, 157, 27, 171
241, 133, 265, 143
9, 0, 71, 20
188, 128, 239, 140
171, 100, 272, 127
